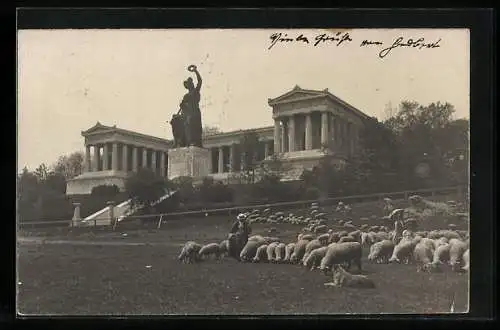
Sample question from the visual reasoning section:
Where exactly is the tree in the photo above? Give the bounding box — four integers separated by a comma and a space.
383, 100, 466, 188
33, 163, 49, 182
17, 166, 72, 222
124, 168, 170, 211
44, 171, 67, 195
202, 126, 223, 137
258, 153, 289, 180
52, 151, 84, 179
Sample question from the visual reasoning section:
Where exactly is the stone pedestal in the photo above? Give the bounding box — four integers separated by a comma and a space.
66, 170, 129, 196
107, 201, 115, 226
167, 146, 210, 180
71, 203, 82, 227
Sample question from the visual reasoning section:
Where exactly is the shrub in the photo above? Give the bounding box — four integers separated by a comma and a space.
91, 184, 120, 198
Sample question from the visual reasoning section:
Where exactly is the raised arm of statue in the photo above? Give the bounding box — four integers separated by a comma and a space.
194, 69, 202, 92
187, 64, 202, 92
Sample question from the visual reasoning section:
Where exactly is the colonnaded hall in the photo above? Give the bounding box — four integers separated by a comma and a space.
66, 85, 370, 196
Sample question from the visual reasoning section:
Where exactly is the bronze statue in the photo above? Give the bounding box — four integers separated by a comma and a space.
170, 65, 203, 148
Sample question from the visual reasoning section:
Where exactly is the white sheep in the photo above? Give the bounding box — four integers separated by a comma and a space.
461, 249, 470, 271
263, 236, 280, 244
413, 241, 434, 272
248, 235, 266, 243
431, 243, 451, 270
432, 237, 449, 250
266, 242, 280, 263
314, 224, 328, 234
303, 246, 328, 270
449, 239, 468, 271
298, 233, 314, 241
402, 229, 414, 239
253, 244, 269, 263
274, 243, 286, 263
290, 239, 309, 264
343, 223, 357, 230
389, 239, 417, 264
360, 223, 369, 231
302, 239, 324, 263
361, 232, 373, 247
324, 265, 375, 289
348, 230, 362, 243
428, 230, 441, 239
367, 240, 395, 264
375, 231, 390, 242
440, 230, 461, 240
337, 230, 349, 238
418, 237, 436, 252
198, 243, 221, 260
284, 243, 296, 263
240, 240, 265, 262
178, 241, 202, 264
317, 233, 330, 243
319, 242, 363, 274
328, 232, 340, 244
219, 240, 229, 257
338, 235, 357, 244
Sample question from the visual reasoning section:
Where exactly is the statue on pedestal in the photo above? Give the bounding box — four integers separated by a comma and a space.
170, 65, 203, 148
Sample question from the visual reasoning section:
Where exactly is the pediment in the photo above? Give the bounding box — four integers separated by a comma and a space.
82, 122, 116, 135
268, 87, 326, 106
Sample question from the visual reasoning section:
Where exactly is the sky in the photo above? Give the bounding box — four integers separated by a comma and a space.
17, 29, 469, 171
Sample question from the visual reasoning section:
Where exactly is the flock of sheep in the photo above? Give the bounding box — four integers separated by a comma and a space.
177, 199, 469, 288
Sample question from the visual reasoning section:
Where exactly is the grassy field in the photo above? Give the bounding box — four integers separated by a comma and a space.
17, 196, 469, 315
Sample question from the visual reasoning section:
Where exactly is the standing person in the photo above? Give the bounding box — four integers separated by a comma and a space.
227, 213, 252, 261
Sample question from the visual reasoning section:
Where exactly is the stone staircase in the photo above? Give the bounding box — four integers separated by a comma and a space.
77, 189, 177, 227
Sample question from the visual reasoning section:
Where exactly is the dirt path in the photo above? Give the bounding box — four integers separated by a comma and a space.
17, 237, 181, 247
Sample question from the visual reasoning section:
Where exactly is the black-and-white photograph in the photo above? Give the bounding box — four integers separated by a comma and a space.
17, 27, 470, 315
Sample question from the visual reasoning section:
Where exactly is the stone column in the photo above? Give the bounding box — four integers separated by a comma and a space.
93, 145, 100, 171
151, 150, 157, 174
342, 120, 347, 152
321, 111, 329, 147
348, 122, 354, 156
132, 146, 139, 172
273, 118, 281, 155
112, 142, 118, 171
353, 125, 359, 153
142, 148, 148, 169
281, 119, 288, 152
337, 118, 343, 151
288, 115, 295, 152
229, 144, 236, 172
102, 143, 109, 171
122, 144, 128, 172
305, 113, 313, 150
218, 147, 224, 173
330, 115, 336, 150
264, 141, 270, 159
160, 152, 166, 177
208, 148, 213, 173
85, 145, 91, 172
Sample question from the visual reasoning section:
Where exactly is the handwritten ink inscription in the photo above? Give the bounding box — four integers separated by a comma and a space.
269, 32, 353, 50
378, 37, 441, 58
268, 32, 441, 59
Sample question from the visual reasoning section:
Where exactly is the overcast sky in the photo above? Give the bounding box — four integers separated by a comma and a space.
18, 29, 469, 171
